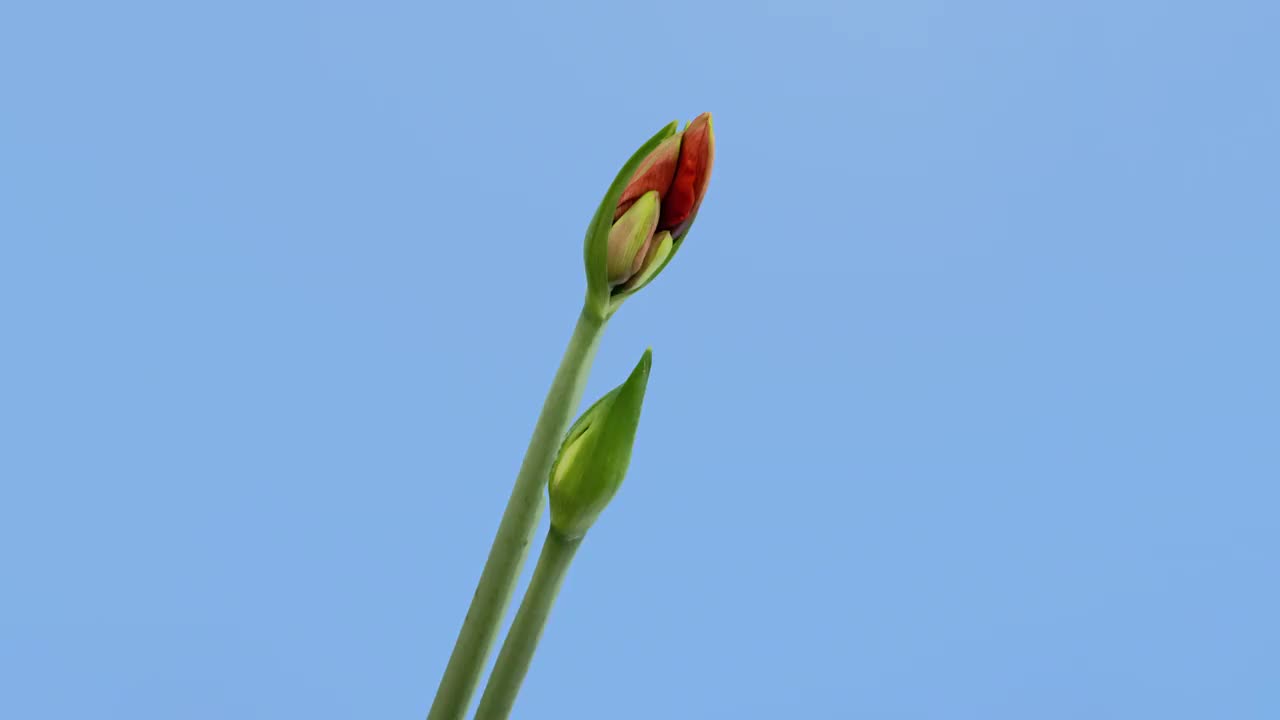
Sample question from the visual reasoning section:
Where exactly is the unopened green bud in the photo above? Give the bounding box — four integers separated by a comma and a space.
548, 350, 653, 538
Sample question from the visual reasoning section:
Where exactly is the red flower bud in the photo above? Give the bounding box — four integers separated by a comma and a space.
586, 114, 716, 313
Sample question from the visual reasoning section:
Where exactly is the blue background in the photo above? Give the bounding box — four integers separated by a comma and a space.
2, 1, 1277, 718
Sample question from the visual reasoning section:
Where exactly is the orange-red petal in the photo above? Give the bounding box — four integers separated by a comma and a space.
659, 112, 714, 231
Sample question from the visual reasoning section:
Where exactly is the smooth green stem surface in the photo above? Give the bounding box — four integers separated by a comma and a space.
473, 529, 582, 720
427, 307, 605, 720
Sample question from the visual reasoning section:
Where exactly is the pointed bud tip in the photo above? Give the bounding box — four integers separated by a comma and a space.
634, 348, 653, 377
618, 347, 653, 403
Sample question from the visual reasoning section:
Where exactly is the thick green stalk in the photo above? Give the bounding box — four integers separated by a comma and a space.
427, 307, 605, 720
473, 529, 582, 720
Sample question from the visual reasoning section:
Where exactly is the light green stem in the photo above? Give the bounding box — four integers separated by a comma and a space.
473, 529, 582, 720
427, 306, 605, 720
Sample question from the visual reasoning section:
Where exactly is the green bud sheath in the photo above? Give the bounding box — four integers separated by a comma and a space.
548, 349, 653, 538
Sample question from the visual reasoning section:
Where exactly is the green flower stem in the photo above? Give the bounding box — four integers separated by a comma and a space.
427, 306, 605, 720
473, 528, 582, 720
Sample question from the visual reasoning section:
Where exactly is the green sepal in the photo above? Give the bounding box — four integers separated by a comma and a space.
584, 122, 679, 320
548, 349, 653, 538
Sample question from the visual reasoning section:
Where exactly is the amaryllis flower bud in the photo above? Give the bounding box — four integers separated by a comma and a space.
583, 114, 715, 317
548, 349, 652, 538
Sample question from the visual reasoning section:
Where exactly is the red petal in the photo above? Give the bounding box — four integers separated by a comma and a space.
659, 112, 714, 231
